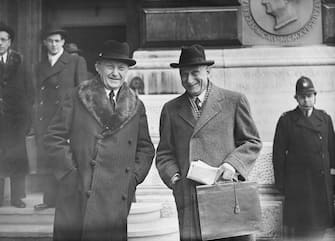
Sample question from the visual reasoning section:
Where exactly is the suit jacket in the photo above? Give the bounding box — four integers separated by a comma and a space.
35, 50, 87, 173
156, 82, 262, 241
44, 78, 154, 241
0, 49, 30, 177
273, 107, 335, 230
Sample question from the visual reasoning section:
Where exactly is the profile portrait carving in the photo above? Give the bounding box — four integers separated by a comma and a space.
261, 0, 298, 31
241, 0, 321, 43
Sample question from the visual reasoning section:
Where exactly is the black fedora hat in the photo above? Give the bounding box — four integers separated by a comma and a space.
42, 24, 67, 40
65, 43, 81, 54
0, 22, 15, 41
170, 44, 214, 68
97, 40, 136, 66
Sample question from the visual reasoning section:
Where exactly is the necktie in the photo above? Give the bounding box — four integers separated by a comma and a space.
109, 91, 116, 111
195, 97, 201, 111
304, 110, 309, 117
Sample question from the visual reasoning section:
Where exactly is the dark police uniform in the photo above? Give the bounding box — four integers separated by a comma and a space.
273, 107, 335, 236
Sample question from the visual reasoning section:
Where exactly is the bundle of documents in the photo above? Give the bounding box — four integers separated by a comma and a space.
186, 160, 219, 185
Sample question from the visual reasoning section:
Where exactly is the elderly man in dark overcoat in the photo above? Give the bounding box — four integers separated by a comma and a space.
44, 40, 155, 241
273, 76, 335, 240
156, 44, 262, 241
0, 22, 32, 208
34, 26, 87, 210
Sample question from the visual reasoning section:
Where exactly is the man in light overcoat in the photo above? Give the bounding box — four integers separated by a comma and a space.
44, 40, 155, 241
156, 44, 262, 241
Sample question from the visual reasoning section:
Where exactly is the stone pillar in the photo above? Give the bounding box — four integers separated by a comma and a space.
16, 0, 42, 90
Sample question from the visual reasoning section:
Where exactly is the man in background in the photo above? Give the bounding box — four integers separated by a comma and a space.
33, 25, 87, 211
273, 76, 335, 241
0, 22, 31, 208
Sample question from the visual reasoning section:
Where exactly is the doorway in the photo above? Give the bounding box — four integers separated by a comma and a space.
64, 25, 126, 74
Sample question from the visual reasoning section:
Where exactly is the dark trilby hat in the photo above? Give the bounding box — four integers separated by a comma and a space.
0, 22, 15, 41
42, 24, 67, 40
295, 76, 316, 95
97, 40, 136, 66
170, 44, 214, 68
65, 43, 81, 54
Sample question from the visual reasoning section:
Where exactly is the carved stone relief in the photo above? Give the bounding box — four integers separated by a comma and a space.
241, 0, 321, 43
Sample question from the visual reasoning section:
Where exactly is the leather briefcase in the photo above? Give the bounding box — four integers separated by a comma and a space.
196, 181, 262, 240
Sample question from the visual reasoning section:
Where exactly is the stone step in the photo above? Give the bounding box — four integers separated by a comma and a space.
128, 217, 179, 241
0, 224, 52, 239
0, 217, 179, 241
0, 194, 162, 225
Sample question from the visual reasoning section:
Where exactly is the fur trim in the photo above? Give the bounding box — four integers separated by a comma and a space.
78, 78, 139, 133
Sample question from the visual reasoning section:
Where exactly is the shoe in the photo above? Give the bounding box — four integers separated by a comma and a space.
11, 199, 26, 208
34, 203, 52, 211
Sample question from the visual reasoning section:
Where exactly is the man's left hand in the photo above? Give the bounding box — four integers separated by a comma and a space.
215, 163, 236, 182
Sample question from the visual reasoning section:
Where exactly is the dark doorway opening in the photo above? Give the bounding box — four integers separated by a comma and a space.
64, 25, 126, 75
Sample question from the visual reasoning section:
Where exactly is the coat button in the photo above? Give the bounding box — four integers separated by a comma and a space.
128, 140, 132, 145
86, 190, 92, 198
90, 160, 97, 167
55, 100, 60, 105
55, 85, 60, 89
40, 101, 43, 105
122, 194, 127, 201
41, 86, 45, 90
39, 117, 43, 121
125, 167, 130, 173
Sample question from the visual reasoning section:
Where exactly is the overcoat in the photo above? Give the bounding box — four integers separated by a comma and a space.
44, 78, 154, 241
156, 82, 262, 241
273, 107, 335, 231
0, 49, 30, 177
35, 51, 87, 173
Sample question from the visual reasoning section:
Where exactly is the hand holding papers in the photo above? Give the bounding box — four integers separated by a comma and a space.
186, 160, 220, 185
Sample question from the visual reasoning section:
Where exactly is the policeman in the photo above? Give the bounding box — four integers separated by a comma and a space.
273, 76, 335, 240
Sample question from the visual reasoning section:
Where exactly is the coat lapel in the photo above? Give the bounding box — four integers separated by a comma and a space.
177, 93, 196, 128
192, 83, 223, 135
294, 107, 321, 132
78, 78, 139, 134
39, 51, 71, 84
1, 50, 21, 80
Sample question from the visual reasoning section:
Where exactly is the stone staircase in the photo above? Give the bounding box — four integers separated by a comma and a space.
0, 193, 179, 241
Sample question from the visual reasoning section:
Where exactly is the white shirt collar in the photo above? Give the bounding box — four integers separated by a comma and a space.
194, 90, 206, 106
0, 51, 8, 63
105, 88, 120, 101
48, 48, 64, 66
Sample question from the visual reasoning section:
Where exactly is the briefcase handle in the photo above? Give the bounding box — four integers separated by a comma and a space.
215, 178, 240, 214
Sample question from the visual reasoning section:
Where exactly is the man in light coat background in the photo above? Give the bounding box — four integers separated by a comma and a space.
44, 40, 155, 241
33, 25, 87, 210
156, 44, 262, 241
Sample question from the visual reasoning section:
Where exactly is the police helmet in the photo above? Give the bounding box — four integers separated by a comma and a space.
295, 76, 316, 96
